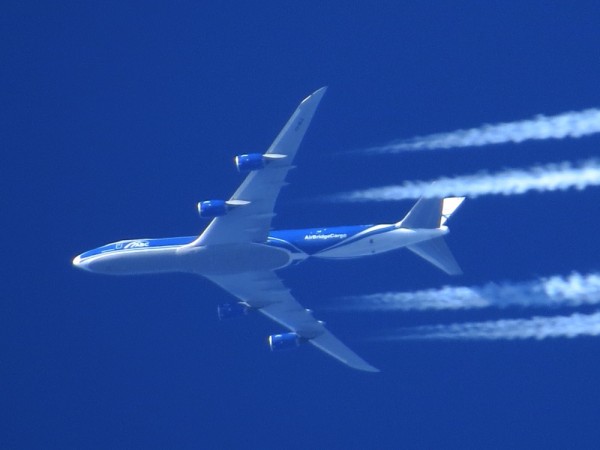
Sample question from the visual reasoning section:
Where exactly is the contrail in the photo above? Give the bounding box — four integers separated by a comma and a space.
366, 108, 600, 153
339, 273, 600, 312
381, 311, 600, 341
332, 159, 600, 201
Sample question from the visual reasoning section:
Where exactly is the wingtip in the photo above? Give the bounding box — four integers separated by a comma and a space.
302, 86, 328, 104
345, 357, 380, 373
357, 363, 380, 373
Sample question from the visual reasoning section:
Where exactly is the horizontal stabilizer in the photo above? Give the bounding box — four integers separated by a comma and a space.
407, 237, 462, 275
440, 197, 465, 226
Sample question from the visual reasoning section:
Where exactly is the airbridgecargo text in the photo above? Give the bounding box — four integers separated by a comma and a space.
304, 233, 348, 240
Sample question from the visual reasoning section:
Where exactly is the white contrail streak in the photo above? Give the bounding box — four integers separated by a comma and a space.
367, 108, 600, 153
332, 159, 600, 201
340, 273, 600, 312
383, 311, 600, 341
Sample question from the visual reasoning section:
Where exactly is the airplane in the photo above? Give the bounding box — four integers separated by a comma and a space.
73, 87, 465, 372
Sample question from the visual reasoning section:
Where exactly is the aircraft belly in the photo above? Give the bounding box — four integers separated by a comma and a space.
84, 247, 183, 275
315, 228, 444, 259
181, 243, 292, 275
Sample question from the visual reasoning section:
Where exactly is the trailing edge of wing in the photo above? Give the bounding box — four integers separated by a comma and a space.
310, 331, 380, 372
204, 270, 378, 372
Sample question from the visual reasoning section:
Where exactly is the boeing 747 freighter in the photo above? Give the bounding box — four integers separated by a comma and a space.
73, 88, 464, 372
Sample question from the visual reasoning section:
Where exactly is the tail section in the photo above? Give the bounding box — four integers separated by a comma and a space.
397, 196, 465, 275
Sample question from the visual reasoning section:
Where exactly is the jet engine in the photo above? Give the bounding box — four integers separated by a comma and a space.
217, 302, 249, 320
268, 332, 301, 351
234, 153, 287, 173
197, 200, 228, 218
235, 153, 265, 172
197, 199, 250, 218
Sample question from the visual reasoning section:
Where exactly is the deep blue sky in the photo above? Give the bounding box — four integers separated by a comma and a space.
4, 2, 600, 449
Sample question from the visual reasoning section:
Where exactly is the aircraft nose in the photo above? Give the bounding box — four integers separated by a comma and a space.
72, 254, 89, 271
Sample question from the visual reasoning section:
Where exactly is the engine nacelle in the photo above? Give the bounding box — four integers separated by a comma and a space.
197, 199, 250, 218
268, 332, 300, 351
198, 200, 228, 218
217, 302, 249, 320
234, 153, 287, 173
235, 153, 265, 173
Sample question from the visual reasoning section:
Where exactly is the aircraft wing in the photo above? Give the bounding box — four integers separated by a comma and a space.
204, 270, 379, 372
188, 87, 328, 247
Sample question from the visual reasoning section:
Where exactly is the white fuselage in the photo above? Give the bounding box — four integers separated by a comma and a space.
73, 224, 449, 276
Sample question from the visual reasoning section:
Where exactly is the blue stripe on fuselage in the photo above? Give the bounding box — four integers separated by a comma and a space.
269, 225, 372, 255
77, 225, 373, 262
